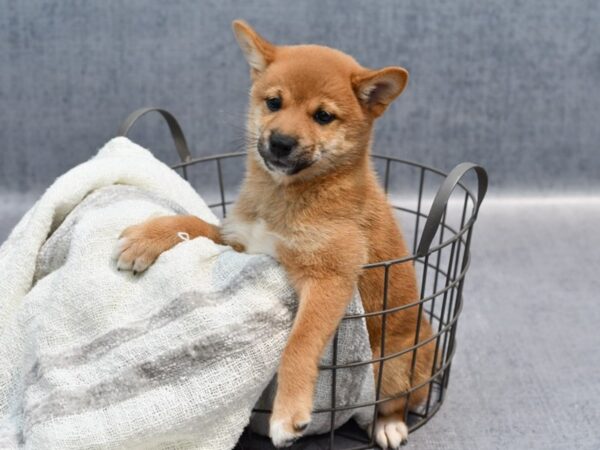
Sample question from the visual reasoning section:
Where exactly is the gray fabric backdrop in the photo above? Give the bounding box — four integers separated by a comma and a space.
1, 0, 599, 195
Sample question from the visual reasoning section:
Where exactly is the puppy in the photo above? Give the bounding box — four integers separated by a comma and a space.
116, 21, 434, 450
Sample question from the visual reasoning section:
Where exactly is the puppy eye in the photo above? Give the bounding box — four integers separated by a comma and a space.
314, 109, 335, 125
266, 97, 282, 112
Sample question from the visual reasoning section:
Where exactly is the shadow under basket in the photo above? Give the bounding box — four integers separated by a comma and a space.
118, 108, 488, 450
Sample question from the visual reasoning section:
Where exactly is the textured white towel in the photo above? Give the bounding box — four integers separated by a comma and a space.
0, 138, 374, 449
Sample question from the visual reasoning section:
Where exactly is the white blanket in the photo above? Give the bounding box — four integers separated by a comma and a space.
0, 138, 374, 449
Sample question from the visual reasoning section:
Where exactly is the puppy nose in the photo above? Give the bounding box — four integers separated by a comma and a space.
269, 132, 297, 158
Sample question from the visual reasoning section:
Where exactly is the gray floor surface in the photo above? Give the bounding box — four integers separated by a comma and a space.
1, 195, 598, 449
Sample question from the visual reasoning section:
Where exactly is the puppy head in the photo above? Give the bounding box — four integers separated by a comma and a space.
233, 20, 408, 182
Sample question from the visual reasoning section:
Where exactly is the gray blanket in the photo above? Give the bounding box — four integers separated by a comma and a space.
0, 138, 374, 449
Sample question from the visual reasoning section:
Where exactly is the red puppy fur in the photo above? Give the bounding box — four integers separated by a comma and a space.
116, 21, 434, 450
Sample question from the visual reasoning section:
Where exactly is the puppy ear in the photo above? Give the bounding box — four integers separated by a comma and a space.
232, 20, 275, 77
353, 67, 409, 117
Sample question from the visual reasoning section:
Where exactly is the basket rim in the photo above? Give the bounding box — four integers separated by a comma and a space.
170, 151, 480, 266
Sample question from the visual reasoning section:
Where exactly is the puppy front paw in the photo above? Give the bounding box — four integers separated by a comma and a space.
269, 405, 311, 448
113, 219, 180, 274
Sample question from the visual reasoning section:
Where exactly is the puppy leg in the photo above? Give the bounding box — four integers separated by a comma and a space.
269, 276, 355, 447
115, 215, 241, 273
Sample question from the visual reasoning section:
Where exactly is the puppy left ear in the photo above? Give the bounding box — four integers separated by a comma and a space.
232, 20, 275, 78
353, 67, 409, 117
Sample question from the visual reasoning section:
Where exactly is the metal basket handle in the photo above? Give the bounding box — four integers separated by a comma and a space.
117, 107, 192, 163
416, 163, 488, 257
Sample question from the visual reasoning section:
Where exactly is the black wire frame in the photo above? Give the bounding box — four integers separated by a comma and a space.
118, 108, 488, 450
170, 152, 487, 450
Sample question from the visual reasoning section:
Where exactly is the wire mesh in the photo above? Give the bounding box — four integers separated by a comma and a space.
169, 152, 484, 450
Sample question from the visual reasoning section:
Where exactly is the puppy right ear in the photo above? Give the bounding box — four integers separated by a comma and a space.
232, 20, 275, 77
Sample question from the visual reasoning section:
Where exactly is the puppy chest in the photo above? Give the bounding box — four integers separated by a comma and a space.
222, 218, 280, 258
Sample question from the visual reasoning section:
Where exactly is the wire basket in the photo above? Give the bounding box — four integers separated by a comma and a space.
118, 108, 488, 450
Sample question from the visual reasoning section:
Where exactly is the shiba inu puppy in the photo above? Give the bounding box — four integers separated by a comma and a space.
115, 20, 434, 449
